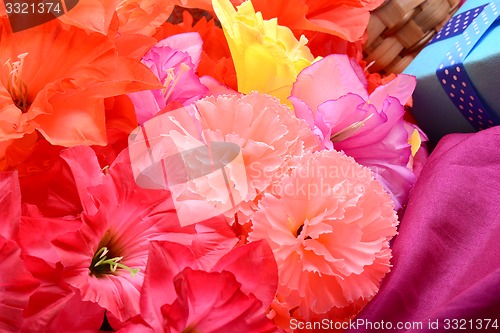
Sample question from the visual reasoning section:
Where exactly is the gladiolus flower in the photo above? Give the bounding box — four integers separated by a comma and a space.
123, 240, 278, 332
154, 10, 237, 90
19, 146, 238, 325
174, 0, 383, 42
213, 0, 317, 105
116, 0, 175, 36
0, 172, 38, 332
128, 32, 209, 124
249, 150, 398, 328
290, 54, 418, 209
0, 19, 160, 157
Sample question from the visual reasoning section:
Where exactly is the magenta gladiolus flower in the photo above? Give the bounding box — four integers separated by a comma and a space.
129, 32, 209, 124
290, 54, 418, 209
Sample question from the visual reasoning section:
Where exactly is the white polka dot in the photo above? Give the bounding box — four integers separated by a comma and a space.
451, 60, 456, 65
446, 31, 450, 36
489, 120, 494, 124
469, 102, 473, 107
470, 95, 474, 100
459, 105, 464, 110
440, 64, 444, 69
478, 115, 483, 119
445, 69, 449, 75
448, 55, 453, 60
479, 108, 483, 113
454, 28, 459, 33
450, 92, 455, 97
442, 79, 447, 84
461, 89, 466, 94
460, 97, 464, 102
451, 84, 456, 89
469, 109, 474, 114
479, 121, 484, 125
457, 67, 461, 72
462, 82, 467, 87
468, 116, 474, 121
485, 21, 489, 25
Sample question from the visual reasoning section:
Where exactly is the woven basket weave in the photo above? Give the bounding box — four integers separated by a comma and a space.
364, 0, 462, 74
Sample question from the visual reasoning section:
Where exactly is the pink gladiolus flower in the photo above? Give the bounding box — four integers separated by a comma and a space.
128, 32, 209, 124
19, 146, 238, 326
121, 240, 278, 332
0, 172, 39, 332
249, 150, 398, 328
290, 54, 418, 209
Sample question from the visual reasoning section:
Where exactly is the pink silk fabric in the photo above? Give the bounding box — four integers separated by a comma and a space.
346, 126, 500, 332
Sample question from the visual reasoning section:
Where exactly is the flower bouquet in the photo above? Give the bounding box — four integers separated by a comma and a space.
1, 0, 499, 332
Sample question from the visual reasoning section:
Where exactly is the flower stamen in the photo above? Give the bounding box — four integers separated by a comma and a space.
161, 62, 190, 102
4, 53, 30, 113
330, 113, 374, 142
90, 246, 139, 278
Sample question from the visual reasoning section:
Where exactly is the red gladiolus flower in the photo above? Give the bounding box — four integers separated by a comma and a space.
121, 240, 278, 332
19, 146, 238, 326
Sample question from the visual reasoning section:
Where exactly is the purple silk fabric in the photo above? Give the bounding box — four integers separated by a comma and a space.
346, 126, 500, 333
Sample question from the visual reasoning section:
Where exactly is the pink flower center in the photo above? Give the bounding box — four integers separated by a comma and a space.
4, 53, 30, 113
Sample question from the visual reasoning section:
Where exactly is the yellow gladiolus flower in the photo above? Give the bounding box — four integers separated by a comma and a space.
212, 0, 317, 105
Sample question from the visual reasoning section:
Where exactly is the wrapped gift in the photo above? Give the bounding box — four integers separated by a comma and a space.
404, 0, 500, 143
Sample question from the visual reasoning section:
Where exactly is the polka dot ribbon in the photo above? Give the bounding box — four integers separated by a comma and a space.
433, 1, 500, 130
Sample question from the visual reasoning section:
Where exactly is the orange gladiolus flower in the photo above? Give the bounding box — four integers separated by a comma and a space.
116, 0, 176, 36
0, 19, 160, 160
174, 0, 384, 42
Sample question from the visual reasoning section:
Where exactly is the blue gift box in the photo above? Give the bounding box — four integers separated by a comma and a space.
404, 0, 500, 144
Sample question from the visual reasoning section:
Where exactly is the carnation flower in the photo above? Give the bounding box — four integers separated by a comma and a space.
249, 150, 398, 328
129, 92, 319, 225
212, 0, 317, 105
19, 146, 238, 325
128, 32, 209, 123
290, 54, 418, 209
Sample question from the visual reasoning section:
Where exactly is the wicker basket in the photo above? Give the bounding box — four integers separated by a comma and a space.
364, 0, 462, 74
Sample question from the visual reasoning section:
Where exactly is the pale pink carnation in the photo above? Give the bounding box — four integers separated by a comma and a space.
249, 150, 398, 329
132, 93, 319, 225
